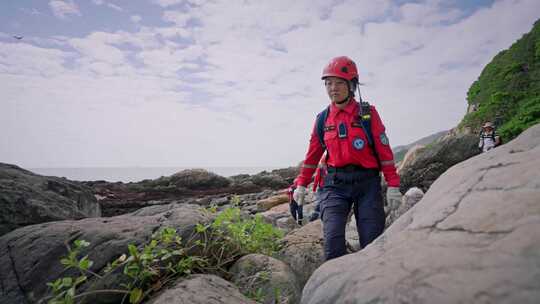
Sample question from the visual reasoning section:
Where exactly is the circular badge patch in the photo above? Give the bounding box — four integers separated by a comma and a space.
353, 138, 365, 150
380, 133, 389, 145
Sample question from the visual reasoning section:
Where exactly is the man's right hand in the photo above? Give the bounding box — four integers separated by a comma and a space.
293, 186, 307, 206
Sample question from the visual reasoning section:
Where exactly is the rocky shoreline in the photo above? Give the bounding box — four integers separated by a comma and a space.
2, 124, 540, 304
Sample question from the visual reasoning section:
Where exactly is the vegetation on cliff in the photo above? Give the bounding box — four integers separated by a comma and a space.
460, 19, 540, 140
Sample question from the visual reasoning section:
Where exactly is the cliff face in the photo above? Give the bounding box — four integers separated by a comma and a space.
459, 19, 540, 140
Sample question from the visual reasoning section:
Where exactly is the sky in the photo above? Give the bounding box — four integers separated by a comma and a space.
1, 0, 539, 169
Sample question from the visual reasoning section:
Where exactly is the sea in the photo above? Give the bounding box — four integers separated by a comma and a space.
29, 167, 280, 183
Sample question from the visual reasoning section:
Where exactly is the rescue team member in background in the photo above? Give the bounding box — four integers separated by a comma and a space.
293, 56, 402, 260
287, 181, 303, 225
478, 121, 501, 152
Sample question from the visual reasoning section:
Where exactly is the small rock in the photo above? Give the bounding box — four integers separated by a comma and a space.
149, 274, 256, 304
230, 254, 301, 304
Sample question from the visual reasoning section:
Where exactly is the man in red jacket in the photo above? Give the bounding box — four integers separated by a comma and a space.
293, 56, 402, 260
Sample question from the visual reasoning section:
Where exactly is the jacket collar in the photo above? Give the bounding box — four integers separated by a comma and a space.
329, 97, 357, 120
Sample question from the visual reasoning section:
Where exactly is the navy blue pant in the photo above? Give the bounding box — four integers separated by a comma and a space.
289, 200, 303, 222
320, 170, 385, 260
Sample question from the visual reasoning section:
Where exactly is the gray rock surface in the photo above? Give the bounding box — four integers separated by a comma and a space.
277, 221, 325, 288
148, 274, 256, 304
0, 163, 101, 236
0, 203, 210, 304
230, 254, 301, 304
399, 133, 480, 193
302, 123, 540, 304
397, 144, 425, 173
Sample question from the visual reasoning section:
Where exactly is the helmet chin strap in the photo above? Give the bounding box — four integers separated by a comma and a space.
335, 80, 357, 104
356, 80, 363, 103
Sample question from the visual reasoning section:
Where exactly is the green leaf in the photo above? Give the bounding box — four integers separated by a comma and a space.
170, 249, 184, 256
195, 223, 207, 233
75, 275, 87, 285
73, 239, 90, 249
140, 253, 153, 260
60, 258, 72, 266
64, 287, 75, 304
124, 264, 140, 278
78, 256, 93, 270
129, 288, 143, 304
47, 278, 63, 291
61, 277, 73, 288
128, 244, 139, 258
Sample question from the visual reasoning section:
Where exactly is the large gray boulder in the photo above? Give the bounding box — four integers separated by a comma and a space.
230, 254, 301, 304
399, 133, 480, 193
278, 221, 325, 288
148, 274, 256, 304
301, 124, 540, 303
0, 203, 210, 304
0, 163, 101, 236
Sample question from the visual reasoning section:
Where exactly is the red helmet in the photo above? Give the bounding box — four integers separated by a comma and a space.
321, 56, 359, 81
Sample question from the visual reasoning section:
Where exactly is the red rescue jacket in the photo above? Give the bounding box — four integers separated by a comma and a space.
297, 99, 400, 187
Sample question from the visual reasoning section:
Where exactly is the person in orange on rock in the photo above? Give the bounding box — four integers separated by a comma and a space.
293, 56, 402, 260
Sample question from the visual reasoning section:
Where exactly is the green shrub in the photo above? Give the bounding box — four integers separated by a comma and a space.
498, 96, 540, 139
211, 208, 283, 256
42, 207, 283, 304
459, 19, 540, 141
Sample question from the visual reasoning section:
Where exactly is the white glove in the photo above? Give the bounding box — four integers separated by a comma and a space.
386, 187, 402, 211
293, 186, 307, 206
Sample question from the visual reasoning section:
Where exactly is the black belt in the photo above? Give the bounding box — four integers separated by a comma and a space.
326, 164, 376, 173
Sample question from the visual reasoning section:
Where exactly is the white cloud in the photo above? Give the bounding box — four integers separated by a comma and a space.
69, 32, 126, 65
3, 0, 540, 169
163, 10, 192, 26
20, 8, 43, 15
131, 15, 142, 23
107, 3, 123, 11
153, 0, 183, 8
48, 0, 81, 19
92, 0, 123, 11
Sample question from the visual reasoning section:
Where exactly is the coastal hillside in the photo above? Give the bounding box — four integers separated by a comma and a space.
399, 19, 540, 193
459, 19, 540, 140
